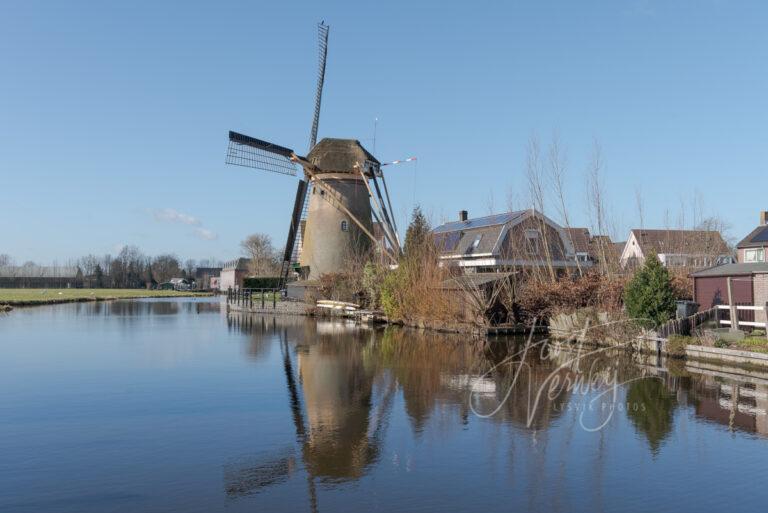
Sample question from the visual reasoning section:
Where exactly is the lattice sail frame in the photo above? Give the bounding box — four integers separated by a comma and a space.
226, 131, 298, 176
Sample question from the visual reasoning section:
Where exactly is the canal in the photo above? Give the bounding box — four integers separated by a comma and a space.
1, 297, 767, 512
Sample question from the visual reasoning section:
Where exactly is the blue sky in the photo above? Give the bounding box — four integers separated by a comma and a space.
1, 0, 766, 264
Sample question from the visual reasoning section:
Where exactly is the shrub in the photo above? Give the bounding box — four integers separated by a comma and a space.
316, 272, 363, 304
378, 207, 460, 323
751, 329, 766, 337
515, 272, 627, 325
362, 262, 387, 309
714, 339, 730, 349
666, 335, 694, 357
623, 255, 676, 328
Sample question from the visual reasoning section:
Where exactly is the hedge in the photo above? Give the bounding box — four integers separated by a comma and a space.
243, 277, 282, 289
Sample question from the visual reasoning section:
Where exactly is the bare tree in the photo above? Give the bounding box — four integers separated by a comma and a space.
634, 186, 645, 230
585, 141, 612, 275
0, 254, 12, 266
547, 134, 581, 274
524, 134, 555, 282
240, 233, 279, 277
152, 254, 182, 283
184, 259, 196, 278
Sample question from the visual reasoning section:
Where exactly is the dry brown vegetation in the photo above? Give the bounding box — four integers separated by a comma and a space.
514, 272, 627, 326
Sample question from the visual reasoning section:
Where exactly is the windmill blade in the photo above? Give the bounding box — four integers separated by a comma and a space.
280, 179, 309, 285
226, 131, 298, 176
308, 22, 329, 150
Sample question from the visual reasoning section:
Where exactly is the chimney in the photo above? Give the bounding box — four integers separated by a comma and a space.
761, 211, 768, 226
459, 210, 468, 222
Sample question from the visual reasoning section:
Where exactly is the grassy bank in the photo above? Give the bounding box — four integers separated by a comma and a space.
0, 288, 212, 307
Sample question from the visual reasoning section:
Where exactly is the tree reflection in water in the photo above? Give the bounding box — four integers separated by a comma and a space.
222, 314, 768, 511
625, 378, 677, 454
222, 317, 580, 507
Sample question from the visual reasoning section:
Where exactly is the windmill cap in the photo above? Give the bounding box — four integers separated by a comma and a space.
307, 138, 379, 174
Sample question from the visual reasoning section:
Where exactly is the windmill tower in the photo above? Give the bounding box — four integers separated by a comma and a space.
225, 23, 401, 283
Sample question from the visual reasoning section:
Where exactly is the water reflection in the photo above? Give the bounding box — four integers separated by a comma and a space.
5, 302, 768, 512
224, 313, 768, 504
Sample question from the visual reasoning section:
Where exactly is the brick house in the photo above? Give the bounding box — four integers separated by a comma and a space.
736, 211, 768, 263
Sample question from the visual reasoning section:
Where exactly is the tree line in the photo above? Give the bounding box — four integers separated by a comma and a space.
0, 248, 222, 289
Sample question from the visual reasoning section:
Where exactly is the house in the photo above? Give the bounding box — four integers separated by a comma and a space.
736, 211, 768, 263
563, 228, 615, 266
169, 278, 193, 291
194, 267, 222, 290
619, 229, 732, 269
432, 209, 579, 274
220, 258, 250, 290
691, 263, 768, 324
0, 265, 84, 288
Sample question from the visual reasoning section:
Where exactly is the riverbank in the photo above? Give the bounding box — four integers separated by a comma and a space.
0, 288, 212, 307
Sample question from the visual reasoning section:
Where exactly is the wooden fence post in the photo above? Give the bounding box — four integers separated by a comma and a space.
765, 302, 768, 339
727, 277, 739, 332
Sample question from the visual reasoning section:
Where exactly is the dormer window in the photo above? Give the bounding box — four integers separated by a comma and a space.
340, 220, 349, 232
466, 234, 483, 254
525, 229, 541, 255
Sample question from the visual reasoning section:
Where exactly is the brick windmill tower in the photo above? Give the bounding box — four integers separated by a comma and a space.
225, 23, 401, 283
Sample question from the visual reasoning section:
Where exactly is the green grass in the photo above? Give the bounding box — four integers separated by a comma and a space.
735, 336, 768, 354
0, 288, 212, 306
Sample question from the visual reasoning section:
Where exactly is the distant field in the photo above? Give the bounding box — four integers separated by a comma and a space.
0, 289, 212, 306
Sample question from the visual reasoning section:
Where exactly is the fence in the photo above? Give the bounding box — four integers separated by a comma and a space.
226, 287, 280, 309
716, 303, 768, 332
657, 307, 718, 338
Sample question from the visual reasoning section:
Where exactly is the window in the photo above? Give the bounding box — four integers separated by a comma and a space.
466, 234, 483, 254
340, 220, 349, 232
524, 229, 540, 255
744, 248, 765, 262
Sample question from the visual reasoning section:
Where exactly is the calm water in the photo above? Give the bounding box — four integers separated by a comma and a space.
2, 298, 768, 512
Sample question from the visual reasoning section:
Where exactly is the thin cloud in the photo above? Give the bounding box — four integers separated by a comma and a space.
193, 228, 218, 241
151, 208, 201, 226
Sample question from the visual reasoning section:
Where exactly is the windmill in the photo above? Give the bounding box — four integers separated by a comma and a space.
226, 22, 401, 284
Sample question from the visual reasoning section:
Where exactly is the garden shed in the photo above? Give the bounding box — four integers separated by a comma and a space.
691, 263, 768, 323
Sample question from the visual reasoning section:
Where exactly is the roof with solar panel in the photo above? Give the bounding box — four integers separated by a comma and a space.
737, 224, 768, 249
431, 208, 579, 263
433, 210, 527, 234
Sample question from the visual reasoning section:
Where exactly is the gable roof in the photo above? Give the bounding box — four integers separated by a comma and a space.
432, 209, 575, 259
736, 225, 768, 249
563, 228, 592, 254
629, 229, 730, 256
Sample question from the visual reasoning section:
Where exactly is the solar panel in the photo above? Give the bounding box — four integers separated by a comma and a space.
435, 231, 462, 252
751, 226, 768, 243
433, 210, 526, 234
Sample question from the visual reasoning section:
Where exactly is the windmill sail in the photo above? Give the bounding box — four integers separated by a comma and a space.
281, 22, 330, 283
226, 131, 298, 176
308, 22, 329, 150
